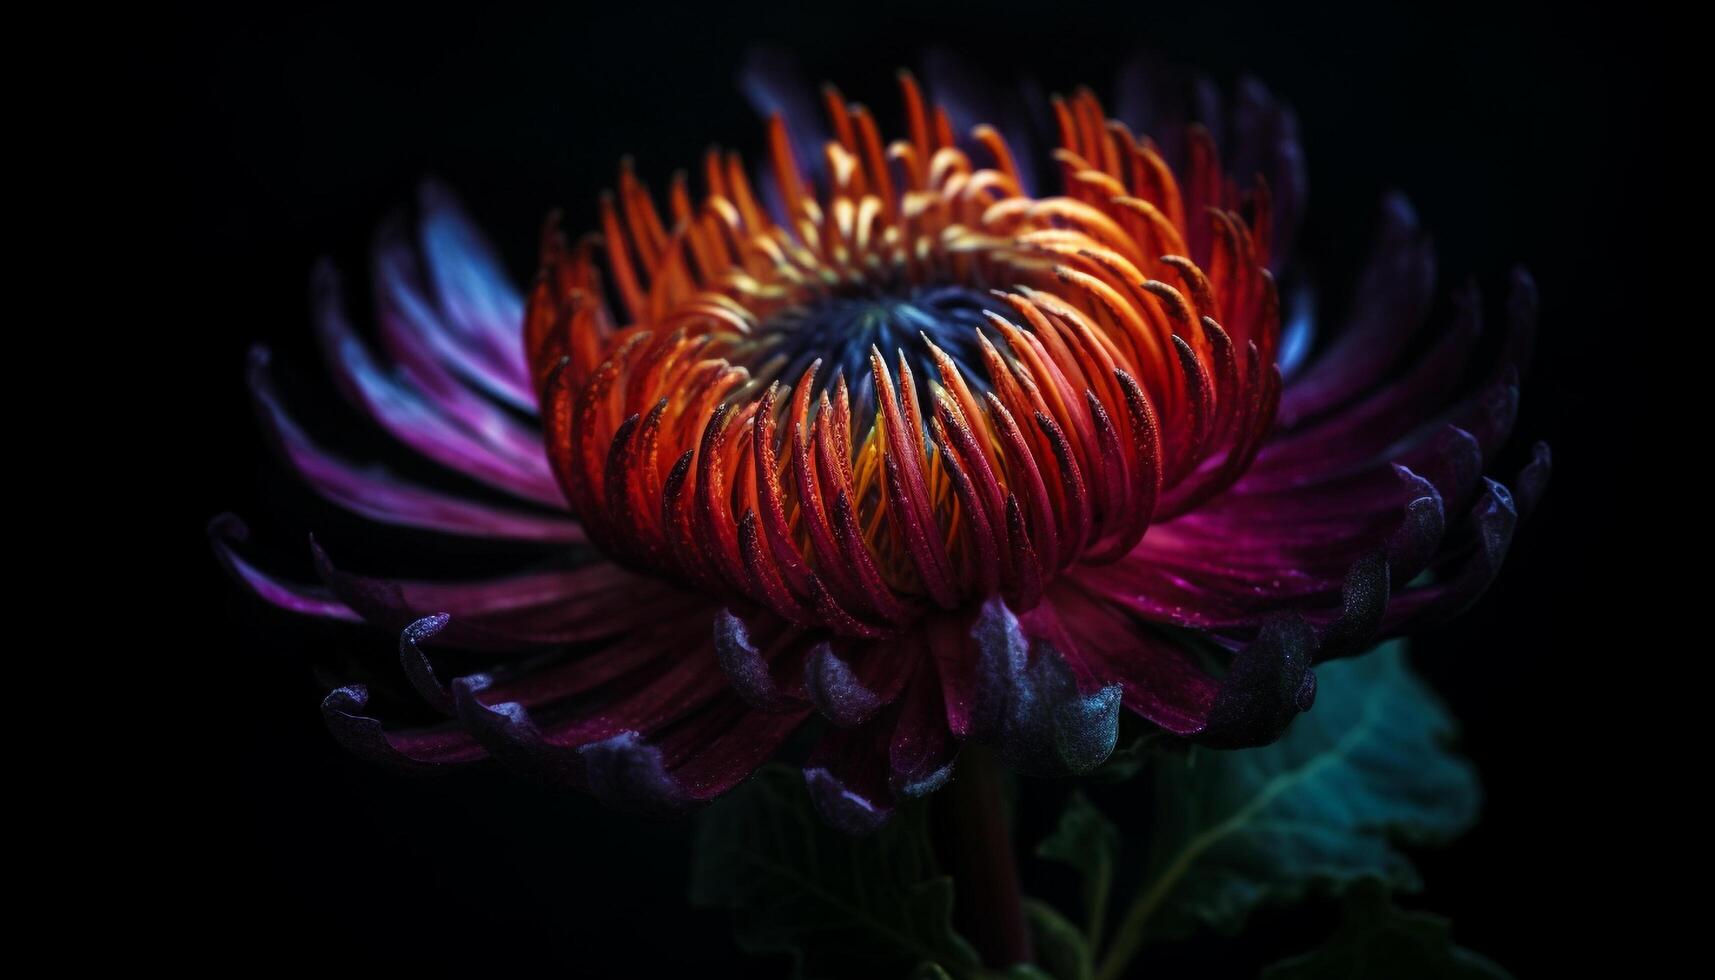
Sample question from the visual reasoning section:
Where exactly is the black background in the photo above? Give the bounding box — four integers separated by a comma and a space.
146, 1, 1660, 975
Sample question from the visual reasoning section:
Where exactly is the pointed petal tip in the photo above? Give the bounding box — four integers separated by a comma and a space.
804, 643, 883, 727
399, 614, 455, 715
804, 766, 893, 835
451, 677, 585, 788
321, 684, 472, 771
713, 609, 803, 713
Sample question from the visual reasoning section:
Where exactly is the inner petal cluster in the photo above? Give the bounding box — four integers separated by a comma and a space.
525, 81, 1282, 637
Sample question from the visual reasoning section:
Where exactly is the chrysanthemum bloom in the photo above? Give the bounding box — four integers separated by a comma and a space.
215, 68, 1546, 832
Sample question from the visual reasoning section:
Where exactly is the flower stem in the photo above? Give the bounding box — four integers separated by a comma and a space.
934, 744, 1032, 968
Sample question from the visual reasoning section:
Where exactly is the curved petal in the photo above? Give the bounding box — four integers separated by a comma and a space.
250, 347, 583, 542
310, 538, 703, 651
806, 721, 897, 835
209, 514, 360, 621
318, 258, 564, 507
321, 685, 487, 769
713, 608, 810, 712
398, 181, 536, 411
1276, 193, 1436, 427
967, 597, 1122, 776
1029, 584, 1316, 748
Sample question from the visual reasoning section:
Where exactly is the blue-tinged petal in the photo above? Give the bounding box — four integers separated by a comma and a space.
398, 613, 455, 714
804, 643, 883, 728
1198, 616, 1319, 749
968, 598, 1122, 776
250, 346, 584, 542
413, 180, 536, 410
713, 608, 807, 712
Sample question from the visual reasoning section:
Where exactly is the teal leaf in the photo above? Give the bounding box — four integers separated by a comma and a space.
1023, 899, 1094, 980
690, 764, 984, 980
1035, 793, 1120, 948
1116, 642, 1481, 947
1262, 879, 1513, 979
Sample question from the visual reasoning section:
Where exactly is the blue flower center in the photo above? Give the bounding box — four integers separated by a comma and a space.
760, 284, 1009, 420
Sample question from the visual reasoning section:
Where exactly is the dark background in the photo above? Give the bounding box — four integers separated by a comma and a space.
146, 1, 1659, 974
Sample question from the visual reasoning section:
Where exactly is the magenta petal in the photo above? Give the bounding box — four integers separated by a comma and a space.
310, 537, 704, 651
209, 514, 360, 621
314, 262, 564, 507
649, 699, 808, 803
475, 615, 710, 710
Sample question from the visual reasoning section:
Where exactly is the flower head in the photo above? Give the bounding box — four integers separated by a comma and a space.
215, 65, 1547, 830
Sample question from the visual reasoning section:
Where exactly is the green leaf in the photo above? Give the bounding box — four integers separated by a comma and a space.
1119, 642, 1480, 944
1035, 793, 1119, 948
1023, 899, 1093, 980
1262, 879, 1512, 979
690, 764, 984, 980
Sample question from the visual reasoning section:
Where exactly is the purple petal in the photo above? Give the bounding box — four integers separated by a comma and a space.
1313, 551, 1390, 661
713, 608, 808, 712
805, 766, 893, 835
805, 722, 896, 835
1277, 193, 1436, 427
250, 347, 584, 543
1197, 616, 1318, 749
209, 514, 360, 621
968, 598, 1121, 776
1383, 478, 1520, 631
310, 536, 700, 651
581, 731, 692, 813
803, 643, 883, 728
398, 613, 455, 714
322, 684, 486, 769
315, 262, 564, 507
451, 674, 587, 788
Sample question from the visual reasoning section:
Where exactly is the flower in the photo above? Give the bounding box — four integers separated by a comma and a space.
213, 63, 1547, 831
